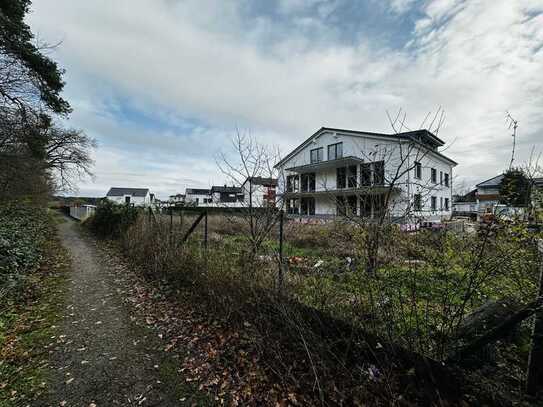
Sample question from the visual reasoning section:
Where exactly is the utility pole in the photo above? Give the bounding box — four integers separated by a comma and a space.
506, 111, 518, 170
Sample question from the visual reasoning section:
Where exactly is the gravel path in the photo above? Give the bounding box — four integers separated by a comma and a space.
41, 217, 197, 407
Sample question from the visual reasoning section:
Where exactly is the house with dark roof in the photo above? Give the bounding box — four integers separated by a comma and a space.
210, 185, 244, 205
241, 177, 278, 207
475, 174, 504, 215
274, 127, 457, 222
106, 187, 154, 207
185, 188, 211, 206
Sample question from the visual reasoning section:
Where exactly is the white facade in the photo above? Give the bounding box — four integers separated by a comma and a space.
105, 188, 154, 207
241, 177, 277, 208
275, 128, 456, 223
185, 189, 212, 206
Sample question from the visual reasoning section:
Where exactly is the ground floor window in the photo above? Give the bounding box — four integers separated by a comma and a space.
300, 197, 315, 215
360, 195, 387, 218
431, 196, 437, 211
445, 198, 450, 211
413, 194, 422, 211
337, 195, 357, 216
287, 198, 299, 214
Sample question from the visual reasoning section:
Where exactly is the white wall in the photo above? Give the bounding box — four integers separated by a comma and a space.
106, 194, 150, 206
70, 205, 96, 221
242, 182, 277, 207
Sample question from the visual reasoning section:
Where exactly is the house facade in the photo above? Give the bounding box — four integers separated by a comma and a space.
106, 187, 154, 206
274, 127, 456, 223
210, 185, 244, 207
475, 175, 503, 216
169, 193, 185, 205
185, 188, 212, 206
241, 177, 277, 207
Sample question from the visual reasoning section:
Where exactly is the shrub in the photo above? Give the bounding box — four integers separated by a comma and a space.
86, 200, 139, 238
0, 202, 50, 305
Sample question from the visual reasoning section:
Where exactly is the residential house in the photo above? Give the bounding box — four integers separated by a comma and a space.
106, 187, 155, 206
452, 190, 478, 215
185, 188, 212, 206
210, 185, 244, 207
169, 193, 185, 205
274, 127, 456, 223
241, 177, 277, 207
475, 175, 503, 216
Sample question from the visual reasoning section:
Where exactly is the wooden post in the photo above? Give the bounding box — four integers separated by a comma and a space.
526, 239, 543, 395
278, 210, 284, 292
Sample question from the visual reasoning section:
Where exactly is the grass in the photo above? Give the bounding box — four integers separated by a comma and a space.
0, 212, 70, 406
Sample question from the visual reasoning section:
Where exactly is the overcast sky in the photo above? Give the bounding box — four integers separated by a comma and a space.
28, 0, 543, 198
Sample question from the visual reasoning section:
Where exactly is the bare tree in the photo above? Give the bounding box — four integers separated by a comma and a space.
217, 130, 284, 257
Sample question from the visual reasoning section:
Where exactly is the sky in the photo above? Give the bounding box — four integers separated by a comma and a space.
27, 0, 543, 199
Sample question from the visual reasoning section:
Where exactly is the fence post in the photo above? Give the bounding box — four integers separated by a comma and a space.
169, 207, 173, 244
526, 239, 543, 395
278, 210, 284, 293
204, 210, 208, 252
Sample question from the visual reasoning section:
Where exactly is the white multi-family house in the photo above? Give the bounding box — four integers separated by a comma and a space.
241, 177, 277, 208
185, 188, 212, 206
106, 187, 155, 207
274, 127, 457, 223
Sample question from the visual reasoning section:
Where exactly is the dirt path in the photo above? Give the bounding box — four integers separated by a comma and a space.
41, 217, 202, 407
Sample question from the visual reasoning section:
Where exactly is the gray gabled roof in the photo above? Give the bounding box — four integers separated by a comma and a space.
106, 187, 149, 197
476, 174, 504, 188
243, 177, 278, 187
274, 127, 457, 168
211, 185, 242, 194
186, 188, 210, 195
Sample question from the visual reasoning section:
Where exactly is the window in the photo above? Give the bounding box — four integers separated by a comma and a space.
286, 175, 299, 192
431, 196, 437, 211
440, 197, 443, 210
125, 196, 131, 204
414, 162, 421, 179
328, 142, 343, 160
413, 194, 422, 211
347, 196, 357, 216
445, 198, 450, 211
310, 147, 323, 163
440, 171, 443, 185
336, 167, 347, 189
431, 168, 437, 183
348, 165, 357, 188
195, 198, 199, 204
360, 163, 372, 186
444, 173, 449, 187
301, 173, 316, 192
336, 196, 346, 216
338, 195, 360, 216
373, 161, 384, 185
361, 197, 372, 217
360, 162, 384, 186
301, 197, 315, 215
287, 198, 299, 214
373, 195, 386, 218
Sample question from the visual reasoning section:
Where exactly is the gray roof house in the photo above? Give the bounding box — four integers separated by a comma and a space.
105, 187, 154, 206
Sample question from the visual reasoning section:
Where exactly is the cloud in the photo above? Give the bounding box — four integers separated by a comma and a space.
27, 0, 543, 197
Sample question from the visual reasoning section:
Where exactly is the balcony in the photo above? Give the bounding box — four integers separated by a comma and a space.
283, 185, 399, 198
285, 156, 364, 173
